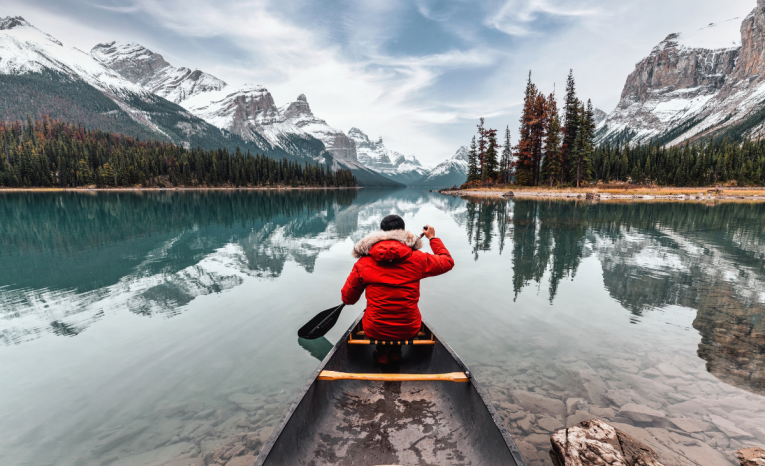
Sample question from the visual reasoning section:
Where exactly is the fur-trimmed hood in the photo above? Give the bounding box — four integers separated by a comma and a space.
353, 229, 422, 258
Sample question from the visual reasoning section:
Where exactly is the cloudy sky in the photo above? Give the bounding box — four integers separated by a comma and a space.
6, 0, 758, 165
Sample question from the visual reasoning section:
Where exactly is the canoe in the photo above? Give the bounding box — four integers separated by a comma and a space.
255, 313, 527, 466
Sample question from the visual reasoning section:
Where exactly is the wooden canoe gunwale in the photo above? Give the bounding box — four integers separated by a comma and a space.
254, 313, 527, 466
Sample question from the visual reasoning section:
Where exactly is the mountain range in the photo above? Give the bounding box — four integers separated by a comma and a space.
0, 16, 468, 188
598, 0, 765, 146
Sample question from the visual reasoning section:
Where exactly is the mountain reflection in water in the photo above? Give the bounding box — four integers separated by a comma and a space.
1, 189, 764, 466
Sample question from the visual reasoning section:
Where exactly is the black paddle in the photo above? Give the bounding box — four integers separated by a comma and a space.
298, 304, 345, 339
297, 226, 429, 340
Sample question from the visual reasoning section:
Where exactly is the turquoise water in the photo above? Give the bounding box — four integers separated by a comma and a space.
1, 189, 763, 466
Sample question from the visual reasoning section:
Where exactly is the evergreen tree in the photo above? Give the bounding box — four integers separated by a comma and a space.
561, 70, 579, 184
477, 118, 487, 177
514, 72, 537, 186
483, 129, 499, 181
467, 136, 479, 182
541, 92, 562, 186
571, 104, 592, 187
500, 126, 512, 184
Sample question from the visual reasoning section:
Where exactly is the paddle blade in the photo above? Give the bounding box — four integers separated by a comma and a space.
297, 304, 345, 339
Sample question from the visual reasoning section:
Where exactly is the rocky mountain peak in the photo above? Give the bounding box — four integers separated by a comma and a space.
91, 41, 171, 87
0, 16, 30, 30
592, 108, 607, 126
348, 127, 374, 149
597, 17, 743, 144
281, 94, 313, 120
452, 146, 469, 162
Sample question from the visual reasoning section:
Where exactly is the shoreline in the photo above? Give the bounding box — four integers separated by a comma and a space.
438, 187, 765, 202
0, 186, 362, 193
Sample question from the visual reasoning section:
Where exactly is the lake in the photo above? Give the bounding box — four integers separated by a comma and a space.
1, 189, 763, 466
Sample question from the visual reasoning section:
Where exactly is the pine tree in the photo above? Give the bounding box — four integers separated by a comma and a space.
530, 91, 548, 185
483, 129, 499, 181
571, 104, 592, 187
561, 70, 579, 184
514, 71, 537, 186
500, 126, 512, 184
467, 136, 479, 182
477, 118, 487, 178
541, 92, 562, 186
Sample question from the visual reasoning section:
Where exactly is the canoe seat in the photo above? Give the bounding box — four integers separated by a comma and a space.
348, 323, 436, 345
318, 370, 469, 382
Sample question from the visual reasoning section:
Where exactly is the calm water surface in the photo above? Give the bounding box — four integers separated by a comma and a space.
1, 189, 764, 466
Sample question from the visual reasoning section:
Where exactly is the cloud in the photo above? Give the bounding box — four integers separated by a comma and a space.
485, 0, 601, 36
87, 3, 140, 14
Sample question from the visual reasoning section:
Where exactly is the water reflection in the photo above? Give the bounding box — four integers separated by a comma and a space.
3, 190, 765, 466
459, 196, 765, 396
297, 337, 334, 362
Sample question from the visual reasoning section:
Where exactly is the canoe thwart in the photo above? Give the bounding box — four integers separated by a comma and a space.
347, 337, 436, 345
317, 370, 469, 382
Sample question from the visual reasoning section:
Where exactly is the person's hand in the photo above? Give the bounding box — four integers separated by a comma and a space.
423, 225, 436, 239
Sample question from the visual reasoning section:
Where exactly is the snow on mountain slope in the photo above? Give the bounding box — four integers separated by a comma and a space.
597, 4, 765, 146
347, 127, 428, 185
597, 18, 741, 145
0, 17, 146, 98
416, 146, 468, 187
91, 41, 372, 167
91, 41, 226, 103
674, 18, 742, 50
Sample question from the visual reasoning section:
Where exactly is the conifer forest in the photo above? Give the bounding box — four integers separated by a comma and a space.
0, 116, 357, 188
466, 71, 765, 187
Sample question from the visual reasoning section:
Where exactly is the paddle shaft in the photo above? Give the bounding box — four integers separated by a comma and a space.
315, 304, 344, 333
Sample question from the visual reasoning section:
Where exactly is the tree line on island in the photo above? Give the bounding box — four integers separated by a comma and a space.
0, 116, 357, 188
468, 71, 765, 187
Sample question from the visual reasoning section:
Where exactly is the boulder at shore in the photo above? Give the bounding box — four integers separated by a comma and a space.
550, 418, 664, 466
737, 447, 765, 466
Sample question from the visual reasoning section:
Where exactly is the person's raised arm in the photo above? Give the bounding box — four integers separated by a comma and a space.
341, 263, 365, 305
421, 225, 454, 278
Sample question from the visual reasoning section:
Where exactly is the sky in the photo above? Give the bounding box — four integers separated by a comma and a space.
4, 0, 758, 166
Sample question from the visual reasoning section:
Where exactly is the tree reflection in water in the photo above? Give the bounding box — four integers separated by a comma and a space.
461, 196, 765, 395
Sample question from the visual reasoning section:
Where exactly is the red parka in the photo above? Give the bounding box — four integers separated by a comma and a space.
341, 229, 454, 340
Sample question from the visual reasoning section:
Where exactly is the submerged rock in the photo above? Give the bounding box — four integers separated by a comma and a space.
512, 390, 566, 418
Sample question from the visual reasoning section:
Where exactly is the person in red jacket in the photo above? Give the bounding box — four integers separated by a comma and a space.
341, 214, 454, 364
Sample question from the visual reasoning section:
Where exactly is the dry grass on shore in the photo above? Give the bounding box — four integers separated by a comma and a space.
457, 184, 765, 197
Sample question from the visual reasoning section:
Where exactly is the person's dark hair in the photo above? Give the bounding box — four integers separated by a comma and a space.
380, 214, 405, 231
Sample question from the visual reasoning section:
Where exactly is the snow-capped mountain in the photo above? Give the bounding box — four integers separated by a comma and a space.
597, 5, 765, 146
0, 16, 296, 159
91, 41, 400, 186
91, 41, 226, 103
0, 17, 146, 99
348, 127, 428, 185
416, 146, 469, 187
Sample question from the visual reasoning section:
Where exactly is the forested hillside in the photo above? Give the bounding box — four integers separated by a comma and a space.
592, 138, 765, 186
0, 116, 356, 188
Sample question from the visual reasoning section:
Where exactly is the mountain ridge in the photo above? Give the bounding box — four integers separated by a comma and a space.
90, 40, 401, 186
597, 3, 765, 146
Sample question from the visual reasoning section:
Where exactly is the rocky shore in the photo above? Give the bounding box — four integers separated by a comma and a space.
438, 188, 765, 202
477, 347, 764, 466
